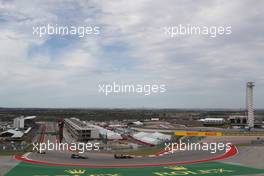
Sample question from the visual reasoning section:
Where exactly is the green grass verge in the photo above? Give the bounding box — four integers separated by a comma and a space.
5, 161, 264, 176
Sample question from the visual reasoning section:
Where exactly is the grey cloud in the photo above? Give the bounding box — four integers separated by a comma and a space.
0, 0, 263, 108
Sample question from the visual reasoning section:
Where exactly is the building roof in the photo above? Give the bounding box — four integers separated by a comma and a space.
65, 118, 95, 130
24, 127, 32, 134
24, 116, 36, 120
204, 118, 224, 121
228, 115, 247, 119
0, 129, 24, 138
132, 132, 171, 145
133, 121, 143, 125
152, 132, 171, 140
89, 124, 122, 140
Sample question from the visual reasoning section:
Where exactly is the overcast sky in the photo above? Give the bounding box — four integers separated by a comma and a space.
0, 0, 263, 108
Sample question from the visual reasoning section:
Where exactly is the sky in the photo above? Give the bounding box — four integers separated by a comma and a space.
0, 0, 263, 109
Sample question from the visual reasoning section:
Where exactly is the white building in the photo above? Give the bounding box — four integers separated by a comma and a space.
132, 132, 171, 145
13, 116, 36, 129
13, 117, 24, 129
151, 132, 171, 141
151, 118, 160, 121
88, 124, 122, 140
64, 118, 100, 142
229, 115, 247, 125
0, 129, 24, 140
199, 118, 225, 125
133, 121, 144, 126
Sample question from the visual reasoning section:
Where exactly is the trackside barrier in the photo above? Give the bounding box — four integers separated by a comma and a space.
175, 131, 264, 136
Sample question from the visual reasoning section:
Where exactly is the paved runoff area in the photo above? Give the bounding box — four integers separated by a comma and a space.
4, 161, 264, 176
0, 156, 20, 176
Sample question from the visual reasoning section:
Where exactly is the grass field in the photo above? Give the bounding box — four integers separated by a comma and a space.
4, 161, 264, 176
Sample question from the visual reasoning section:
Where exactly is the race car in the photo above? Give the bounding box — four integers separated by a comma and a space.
37, 151, 46, 154
71, 154, 88, 159
114, 154, 134, 159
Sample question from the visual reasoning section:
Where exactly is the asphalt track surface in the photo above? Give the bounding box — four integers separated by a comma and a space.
22, 149, 229, 167
15, 122, 238, 168
3, 122, 264, 176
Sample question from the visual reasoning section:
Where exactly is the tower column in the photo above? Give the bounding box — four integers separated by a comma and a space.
247, 82, 255, 128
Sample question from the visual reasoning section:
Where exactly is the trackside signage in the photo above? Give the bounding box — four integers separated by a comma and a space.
175, 131, 222, 137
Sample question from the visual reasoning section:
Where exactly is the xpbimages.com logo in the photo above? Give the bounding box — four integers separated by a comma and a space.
32, 140, 100, 153
163, 24, 232, 38
164, 140, 232, 154
98, 82, 167, 96
32, 24, 100, 37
